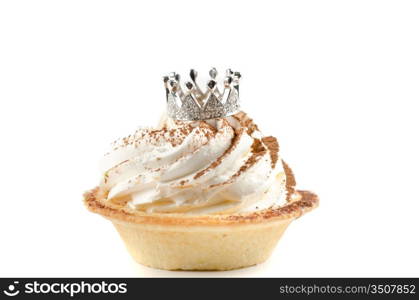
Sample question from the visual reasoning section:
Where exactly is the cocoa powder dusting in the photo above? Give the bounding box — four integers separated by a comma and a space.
194, 128, 244, 180
209, 138, 267, 188
233, 112, 259, 135
147, 124, 195, 147
232, 138, 266, 178
261, 136, 279, 168
179, 180, 188, 186
282, 160, 296, 198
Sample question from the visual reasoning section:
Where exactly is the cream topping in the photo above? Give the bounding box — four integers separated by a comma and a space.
100, 112, 287, 214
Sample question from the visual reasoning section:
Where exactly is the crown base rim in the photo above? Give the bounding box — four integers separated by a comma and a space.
167, 109, 241, 121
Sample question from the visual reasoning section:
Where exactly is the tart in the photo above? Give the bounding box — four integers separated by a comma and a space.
84, 69, 319, 271
84, 161, 318, 270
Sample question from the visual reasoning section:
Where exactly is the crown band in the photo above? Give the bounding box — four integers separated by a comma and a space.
164, 68, 241, 121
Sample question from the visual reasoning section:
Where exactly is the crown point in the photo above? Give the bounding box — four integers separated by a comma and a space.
225, 76, 233, 86
190, 69, 198, 81
169, 80, 179, 93
209, 68, 218, 79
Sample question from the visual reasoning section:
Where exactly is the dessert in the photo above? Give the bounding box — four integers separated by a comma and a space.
84, 69, 319, 270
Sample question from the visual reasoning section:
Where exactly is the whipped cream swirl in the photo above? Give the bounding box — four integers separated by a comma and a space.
100, 112, 287, 214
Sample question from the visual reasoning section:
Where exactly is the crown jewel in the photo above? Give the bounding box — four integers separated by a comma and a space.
164, 68, 241, 121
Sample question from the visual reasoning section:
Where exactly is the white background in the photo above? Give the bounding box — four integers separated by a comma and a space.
1, 0, 418, 277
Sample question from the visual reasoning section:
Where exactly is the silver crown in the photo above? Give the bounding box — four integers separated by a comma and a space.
163, 68, 241, 121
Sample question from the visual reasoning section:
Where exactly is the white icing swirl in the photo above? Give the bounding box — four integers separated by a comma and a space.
100, 112, 287, 214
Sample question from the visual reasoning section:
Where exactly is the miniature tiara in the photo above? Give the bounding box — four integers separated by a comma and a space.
163, 68, 241, 121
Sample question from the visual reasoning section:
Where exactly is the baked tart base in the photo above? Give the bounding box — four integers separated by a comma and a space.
84, 163, 318, 270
